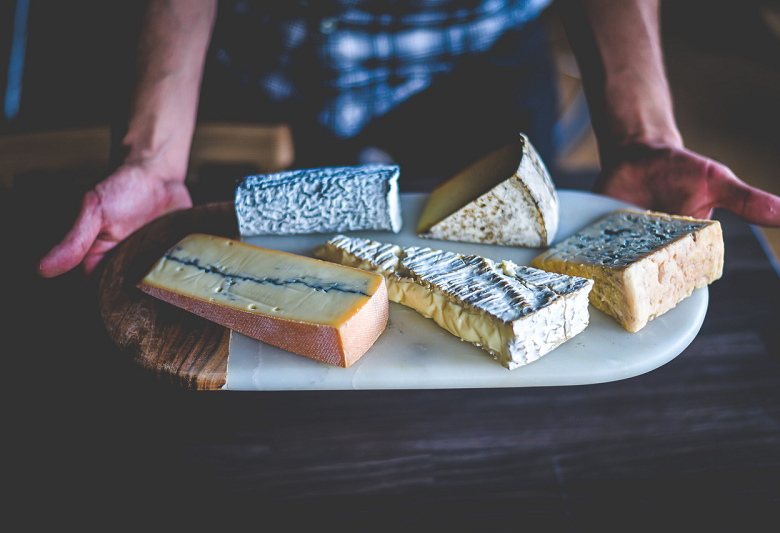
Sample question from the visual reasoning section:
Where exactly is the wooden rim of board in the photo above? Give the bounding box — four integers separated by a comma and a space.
98, 201, 238, 390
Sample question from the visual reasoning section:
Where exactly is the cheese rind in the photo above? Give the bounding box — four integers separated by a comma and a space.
138, 234, 389, 367
235, 164, 402, 236
315, 235, 593, 370
500, 260, 594, 340
531, 209, 724, 332
416, 133, 558, 247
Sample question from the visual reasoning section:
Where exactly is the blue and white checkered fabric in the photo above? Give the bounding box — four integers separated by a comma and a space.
213, 0, 551, 139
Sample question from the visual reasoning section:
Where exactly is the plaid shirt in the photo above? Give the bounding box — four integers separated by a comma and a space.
213, 0, 552, 139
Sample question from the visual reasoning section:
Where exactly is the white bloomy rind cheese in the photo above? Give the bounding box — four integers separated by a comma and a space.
315, 235, 593, 370
235, 164, 402, 236
416, 133, 558, 247
500, 260, 593, 340
531, 209, 724, 333
138, 234, 389, 368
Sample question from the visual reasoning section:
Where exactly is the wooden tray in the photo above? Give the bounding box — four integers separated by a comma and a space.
98, 202, 237, 389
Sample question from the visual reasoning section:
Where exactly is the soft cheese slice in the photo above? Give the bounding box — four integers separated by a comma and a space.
416, 133, 558, 247
531, 209, 724, 332
315, 235, 593, 370
500, 260, 594, 340
235, 164, 402, 236
138, 234, 389, 368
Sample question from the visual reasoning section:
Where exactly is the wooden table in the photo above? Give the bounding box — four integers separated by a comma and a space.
6, 177, 779, 529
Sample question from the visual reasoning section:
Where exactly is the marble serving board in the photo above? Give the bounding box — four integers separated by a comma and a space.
225, 191, 708, 390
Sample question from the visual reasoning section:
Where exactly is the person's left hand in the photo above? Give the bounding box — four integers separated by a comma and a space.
593, 143, 780, 225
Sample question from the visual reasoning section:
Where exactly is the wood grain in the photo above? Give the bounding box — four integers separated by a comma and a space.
97, 201, 238, 390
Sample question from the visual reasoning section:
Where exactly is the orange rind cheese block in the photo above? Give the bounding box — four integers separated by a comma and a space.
138, 234, 388, 367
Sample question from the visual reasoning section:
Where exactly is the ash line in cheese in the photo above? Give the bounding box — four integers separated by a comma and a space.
142, 234, 385, 327
164, 249, 371, 297
138, 233, 389, 368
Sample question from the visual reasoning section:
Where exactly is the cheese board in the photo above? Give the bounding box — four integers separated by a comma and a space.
98, 191, 709, 390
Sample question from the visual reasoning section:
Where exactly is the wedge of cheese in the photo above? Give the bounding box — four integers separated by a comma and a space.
235, 164, 402, 236
138, 234, 389, 368
500, 260, 594, 340
416, 133, 558, 247
531, 209, 724, 332
315, 235, 593, 370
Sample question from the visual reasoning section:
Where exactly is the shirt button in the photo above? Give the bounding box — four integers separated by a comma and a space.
320, 17, 337, 34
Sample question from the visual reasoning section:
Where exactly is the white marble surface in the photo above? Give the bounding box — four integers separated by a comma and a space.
225, 191, 708, 390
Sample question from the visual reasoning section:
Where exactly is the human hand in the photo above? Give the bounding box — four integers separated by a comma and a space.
594, 143, 780, 225
37, 164, 192, 279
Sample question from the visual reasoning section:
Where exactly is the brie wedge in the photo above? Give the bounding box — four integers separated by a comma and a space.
138, 234, 389, 368
315, 235, 593, 370
531, 209, 724, 332
416, 133, 558, 247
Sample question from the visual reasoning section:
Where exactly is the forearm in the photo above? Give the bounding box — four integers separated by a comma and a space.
559, 0, 682, 165
118, 0, 217, 180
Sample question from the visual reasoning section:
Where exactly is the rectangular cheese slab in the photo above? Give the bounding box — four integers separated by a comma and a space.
138, 234, 389, 368
235, 164, 402, 236
315, 235, 593, 370
531, 209, 724, 332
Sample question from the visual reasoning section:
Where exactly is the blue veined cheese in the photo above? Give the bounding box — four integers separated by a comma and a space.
137, 234, 389, 368
235, 165, 402, 236
531, 209, 724, 332
417, 133, 558, 248
315, 235, 593, 370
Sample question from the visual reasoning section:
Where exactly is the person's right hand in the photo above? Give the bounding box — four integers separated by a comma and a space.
37, 163, 192, 279
594, 142, 780, 225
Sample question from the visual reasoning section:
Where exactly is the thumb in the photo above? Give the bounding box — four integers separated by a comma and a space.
711, 165, 780, 227
37, 190, 103, 278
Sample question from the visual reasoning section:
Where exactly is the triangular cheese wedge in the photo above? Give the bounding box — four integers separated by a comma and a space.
316, 235, 593, 370
416, 133, 558, 247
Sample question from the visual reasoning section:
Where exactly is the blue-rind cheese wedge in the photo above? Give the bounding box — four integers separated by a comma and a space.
531, 209, 724, 332
315, 235, 593, 370
235, 164, 402, 236
138, 234, 389, 368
